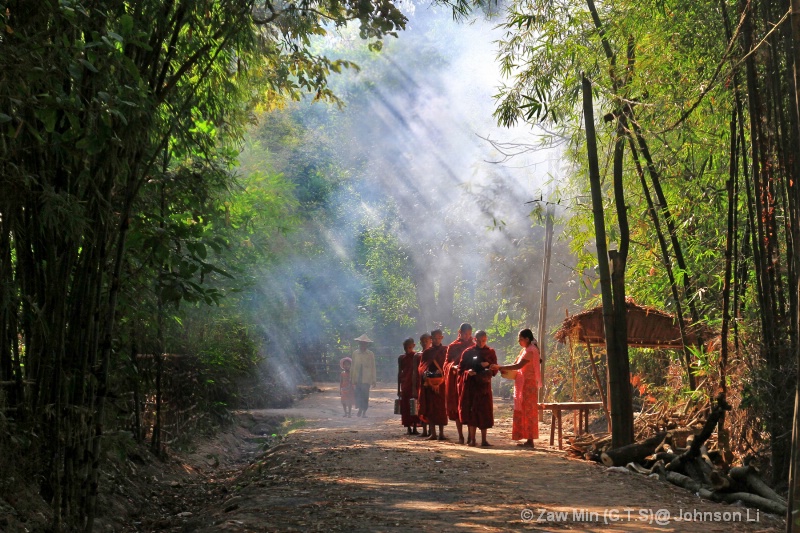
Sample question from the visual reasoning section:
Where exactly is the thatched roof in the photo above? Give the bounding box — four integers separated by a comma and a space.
554, 300, 709, 349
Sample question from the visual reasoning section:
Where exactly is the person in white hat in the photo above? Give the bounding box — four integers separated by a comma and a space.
351, 335, 377, 417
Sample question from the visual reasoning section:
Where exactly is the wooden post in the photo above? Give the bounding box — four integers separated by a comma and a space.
537, 204, 555, 402
569, 337, 577, 433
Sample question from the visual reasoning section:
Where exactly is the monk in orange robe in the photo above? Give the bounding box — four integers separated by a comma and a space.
444, 322, 474, 444
458, 330, 498, 446
417, 329, 448, 440
398, 338, 421, 434
416, 332, 432, 437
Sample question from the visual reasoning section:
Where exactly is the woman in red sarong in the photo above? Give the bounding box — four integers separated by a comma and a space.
444, 323, 474, 444
397, 338, 421, 434
494, 328, 541, 447
416, 332, 432, 437
458, 330, 498, 446
417, 329, 448, 440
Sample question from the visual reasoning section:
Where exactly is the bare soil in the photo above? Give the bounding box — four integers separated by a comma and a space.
120, 383, 785, 532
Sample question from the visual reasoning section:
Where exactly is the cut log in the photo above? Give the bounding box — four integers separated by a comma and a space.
601, 431, 668, 467
645, 451, 678, 465
664, 471, 704, 492
697, 489, 787, 516
729, 467, 787, 505
655, 443, 673, 454
684, 460, 707, 485
697, 458, 715, 483
708, 470, 730, 491
728, 465, 755, 480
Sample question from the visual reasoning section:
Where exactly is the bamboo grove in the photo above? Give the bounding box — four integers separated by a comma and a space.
4, 0, 800, 530
0, 1, 406, 530
495, 0, 800, 524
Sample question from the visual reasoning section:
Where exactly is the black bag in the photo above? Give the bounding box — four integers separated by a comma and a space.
465, 351, 492, 382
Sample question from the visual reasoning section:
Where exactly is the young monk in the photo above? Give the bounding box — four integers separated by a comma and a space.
339, 357, 354, 417
417, 333, 432, 437
458, 330, 498, 446
418, 329, 448, 440
444, 323, 474, 444
398, 338, 421, 435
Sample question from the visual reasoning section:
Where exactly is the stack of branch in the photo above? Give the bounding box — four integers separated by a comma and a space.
567, 400, 704, 459
567, 432, 611, 461
633, 397, 711, 441
598, 395, 786, 516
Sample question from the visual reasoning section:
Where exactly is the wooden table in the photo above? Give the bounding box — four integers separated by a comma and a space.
539, 402, 605, 450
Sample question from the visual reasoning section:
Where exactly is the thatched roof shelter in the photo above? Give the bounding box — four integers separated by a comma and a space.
554, 300, 710, 349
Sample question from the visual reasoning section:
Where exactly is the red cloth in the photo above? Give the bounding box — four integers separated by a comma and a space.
414, 352, 422, 397
417, 344, 448, 425
513, 344, 541, 440
340, 370, 354, 406
458, 345, 497, 429
398, 352, 420, 426
444, 337, 474, 422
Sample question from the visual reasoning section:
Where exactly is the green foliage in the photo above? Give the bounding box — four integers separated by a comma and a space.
496, 0, 736, 320
358, 218, 419, 329
496, 0, 800, 481
0, 0, 408, 527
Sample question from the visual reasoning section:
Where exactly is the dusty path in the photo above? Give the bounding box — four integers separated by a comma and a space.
168, 384, 783, 532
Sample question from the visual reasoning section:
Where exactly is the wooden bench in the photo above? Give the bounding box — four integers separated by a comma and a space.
539, 401, 605, 450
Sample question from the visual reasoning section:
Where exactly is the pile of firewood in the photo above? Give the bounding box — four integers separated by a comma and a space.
631, 397, 714, 441
566, 395, 787, 516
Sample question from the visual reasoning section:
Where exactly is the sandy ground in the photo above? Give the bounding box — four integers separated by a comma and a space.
139, 383, 785, 532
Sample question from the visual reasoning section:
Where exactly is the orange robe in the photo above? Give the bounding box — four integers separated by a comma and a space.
398, 352, 420, 426
444, 337, 474, 422
512, 344, 541, 440
458, 345, 497, 429
417, 345, 448, 425
340, 370, 354, 406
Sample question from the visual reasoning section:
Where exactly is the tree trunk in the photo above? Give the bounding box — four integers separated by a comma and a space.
786, 0, 800, 528
601, 431, 670, 467
718, 112, 738, 462
608, 113, 634, 446
414, 260, 436, 332
436, 264, 457, 333
582, 75, 632, 448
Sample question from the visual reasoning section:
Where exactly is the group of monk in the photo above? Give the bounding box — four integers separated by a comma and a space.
397, 323, 542, 448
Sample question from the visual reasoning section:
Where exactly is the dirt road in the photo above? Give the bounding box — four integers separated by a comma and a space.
154, 384, 783, 532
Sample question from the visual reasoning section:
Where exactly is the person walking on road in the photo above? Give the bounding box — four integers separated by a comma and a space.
351, 334, 377, 418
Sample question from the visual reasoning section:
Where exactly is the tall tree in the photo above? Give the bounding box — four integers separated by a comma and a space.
582, 75, 633, 447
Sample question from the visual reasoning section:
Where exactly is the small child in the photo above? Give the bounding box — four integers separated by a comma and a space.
340, 357, 355, 417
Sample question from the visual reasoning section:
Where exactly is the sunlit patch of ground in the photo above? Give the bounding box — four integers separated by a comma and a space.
129, 382, 785, 533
